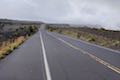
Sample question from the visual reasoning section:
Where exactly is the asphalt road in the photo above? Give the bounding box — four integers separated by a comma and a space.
0, 25, 120, 80
0, 32, 45, 80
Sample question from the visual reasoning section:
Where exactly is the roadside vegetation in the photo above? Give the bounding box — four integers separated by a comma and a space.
47, 25, 120, 51
0, 24, 38, 60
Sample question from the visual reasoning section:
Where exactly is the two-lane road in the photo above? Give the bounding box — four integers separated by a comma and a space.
0, 25, 120, 80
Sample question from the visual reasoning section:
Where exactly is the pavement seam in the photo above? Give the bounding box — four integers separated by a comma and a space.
47, 32, 120, 74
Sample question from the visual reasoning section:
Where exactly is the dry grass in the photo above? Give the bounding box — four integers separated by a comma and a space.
0, 36, 26, 59
48, 27, 120, 50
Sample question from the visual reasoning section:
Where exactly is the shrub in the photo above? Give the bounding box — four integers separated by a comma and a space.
77, 32, 81, 38
88, 37, 96, 42
0, 36, 26, 60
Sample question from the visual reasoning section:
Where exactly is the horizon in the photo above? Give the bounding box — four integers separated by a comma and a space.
0, 0, 120, 30
1, 18, 120, 31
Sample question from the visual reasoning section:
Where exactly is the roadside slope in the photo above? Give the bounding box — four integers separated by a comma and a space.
0, 33, 44, 80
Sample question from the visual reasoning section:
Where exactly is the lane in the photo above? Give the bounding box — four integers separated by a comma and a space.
49, 32, 120, 68
42, 31, 120, 80
0, 33, 45, 80
39, 30, 52, 80
49, 34, 120, 74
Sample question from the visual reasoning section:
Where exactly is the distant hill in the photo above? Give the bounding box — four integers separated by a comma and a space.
0, 19, 44, 25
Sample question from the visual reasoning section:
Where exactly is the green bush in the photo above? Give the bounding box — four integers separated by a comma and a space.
88, 37, 96, 42
77, 33, 81, 38
0, 54, 5, 59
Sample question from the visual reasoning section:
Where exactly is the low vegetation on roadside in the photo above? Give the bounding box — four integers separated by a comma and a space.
0, 25, 38, 60
46, 25, 120, 51
0, 36, 26, 59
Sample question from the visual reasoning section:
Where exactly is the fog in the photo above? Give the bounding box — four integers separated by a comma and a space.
0, 0, 120, 30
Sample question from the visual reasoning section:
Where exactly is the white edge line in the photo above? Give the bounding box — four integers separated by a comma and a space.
48, 33, 120, 74
39, 31, 52, 80
51, 32, 120, 54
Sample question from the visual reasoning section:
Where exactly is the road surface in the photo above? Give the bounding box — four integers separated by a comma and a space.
0, 24, 120, 80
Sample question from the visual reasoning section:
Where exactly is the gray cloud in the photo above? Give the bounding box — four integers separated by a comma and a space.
0, 0, 120, 30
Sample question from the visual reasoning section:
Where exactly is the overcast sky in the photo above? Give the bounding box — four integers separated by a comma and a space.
0, 0, 120, 30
